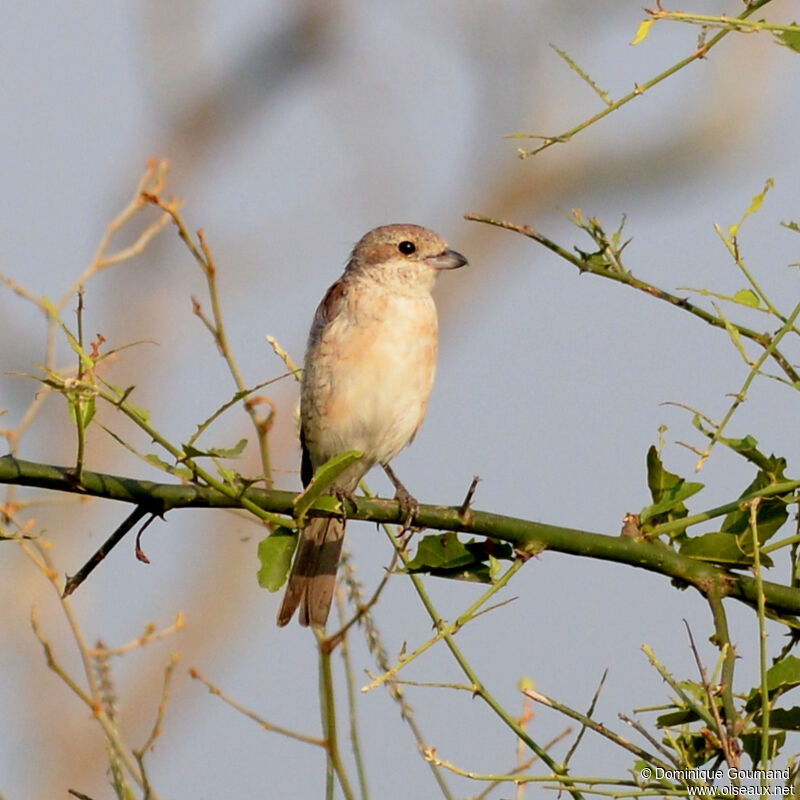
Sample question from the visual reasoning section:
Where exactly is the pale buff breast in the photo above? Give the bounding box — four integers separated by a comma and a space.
302, 288, 438, 468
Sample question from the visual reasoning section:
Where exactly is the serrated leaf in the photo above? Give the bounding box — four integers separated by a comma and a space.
144, 453, 193, 479
292, 450, 362, 523
731, 288, 761, 308
183, 438, 248, 459
145, 453, 174, 471
256, 527, 297, 592
210, 438, 247, 458
631, 18, 655, 46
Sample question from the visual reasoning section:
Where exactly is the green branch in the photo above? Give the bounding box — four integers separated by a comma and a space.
4, 456, 800, 619
509, 0, 774, 157
463, 212, 800, 385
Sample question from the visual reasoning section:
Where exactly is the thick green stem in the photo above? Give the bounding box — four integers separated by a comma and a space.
3, 455, 800, 618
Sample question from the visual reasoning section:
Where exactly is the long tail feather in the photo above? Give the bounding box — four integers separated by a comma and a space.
277, 517, 346, 628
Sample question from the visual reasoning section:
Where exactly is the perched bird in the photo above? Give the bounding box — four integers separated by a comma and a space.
277, 224, 467, 627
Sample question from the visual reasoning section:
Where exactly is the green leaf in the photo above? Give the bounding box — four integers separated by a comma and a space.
722, 463, 790, 548
656, 708, 700, 727
759, 707, 800, 731
671, 731, 717, 768
144, 453, 193, 479
256, 527, 297, 592
729, 178, 774, 237
680, 532, 773, 567
715, 433, 767, 467
640, 446, 703, 530
182, 438, 248, 459
292, 450, 362, 524
631, 18, 655, 46
69, 397, 96, 428
640, 481, 704, 525
405, 533, 514, 583
123, 399, 151, 424
745, 656, 800, 711
680, 456, 790, 562
216, 464, 238, 487
741, 731, 786, 767
145, 453, 175, 472
775, 26, 800, 54
731, 288, 761, 308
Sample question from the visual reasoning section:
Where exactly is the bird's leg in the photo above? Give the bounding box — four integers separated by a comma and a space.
382, 463, 419, 529
333, 487, 357, 520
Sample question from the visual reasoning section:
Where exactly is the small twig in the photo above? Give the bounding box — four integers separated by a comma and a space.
706, 588, 742, 748
683, 619, 735, 766
618, 713, 681, 766
63, 505, 155, 597
135, 512, 160, 564
549, 43, 613, 106
563, 669, 608, 767
135, 653, 180, 758
315, 629, 358, 800
642, 643, 718, 731
474, 729, 573, 800
464, 212, 800, 386
333, 586, 370, 800
646, 9, 800, 37
326, 547, 398, 647
87, 613, 186, 658
337, 523, 456, 799
523, 687, 673, 773
143, 194, 275, 486
267, 335, 302, 381
361, 559, 524, 693
508, 0, 772, 157
189, 667, 326, 747
750, 498, 772, 771
458, 475, 481, 518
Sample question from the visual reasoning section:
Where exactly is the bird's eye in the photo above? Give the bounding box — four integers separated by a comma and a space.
398, 240, 416, 255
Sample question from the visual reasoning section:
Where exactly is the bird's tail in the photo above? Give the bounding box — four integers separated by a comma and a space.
276, 516, 346, 628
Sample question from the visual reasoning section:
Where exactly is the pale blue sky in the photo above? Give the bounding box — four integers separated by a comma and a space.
2, 1, 800, 797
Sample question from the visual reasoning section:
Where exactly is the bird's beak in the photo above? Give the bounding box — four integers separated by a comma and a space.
426, 248, 468, 270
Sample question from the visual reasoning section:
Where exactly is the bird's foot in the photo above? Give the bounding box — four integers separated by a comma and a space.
333, 488, 357, 520
383, 464, 419, 530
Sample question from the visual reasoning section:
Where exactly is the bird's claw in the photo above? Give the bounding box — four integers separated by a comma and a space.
333, 488, 357, 519
394, 484, 419, 530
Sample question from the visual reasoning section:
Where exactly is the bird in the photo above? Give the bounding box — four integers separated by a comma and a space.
277, 224, 467, 627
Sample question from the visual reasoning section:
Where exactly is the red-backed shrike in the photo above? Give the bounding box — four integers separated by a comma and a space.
277, 224, 467, 627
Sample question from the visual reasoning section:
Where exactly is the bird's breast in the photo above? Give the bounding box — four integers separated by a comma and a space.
301, 289, 439, 468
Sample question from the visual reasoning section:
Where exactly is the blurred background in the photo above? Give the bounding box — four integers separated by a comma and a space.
2, 1, 800, 797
